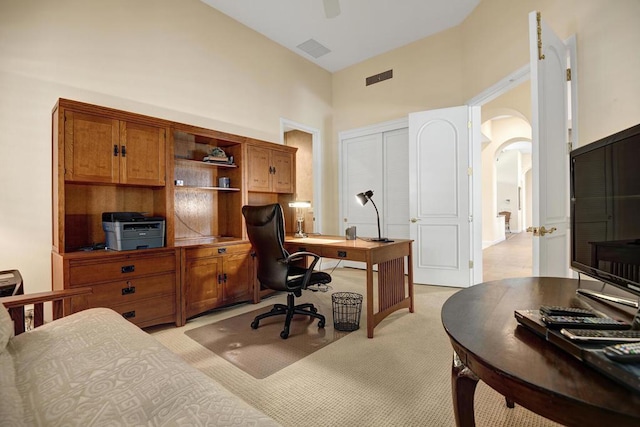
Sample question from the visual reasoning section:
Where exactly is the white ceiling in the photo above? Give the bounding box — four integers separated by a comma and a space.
200, 0, 481, 73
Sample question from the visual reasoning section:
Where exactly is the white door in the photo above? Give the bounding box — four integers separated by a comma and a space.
529, 11, 571, 277
383, 128, 410, 240
341, 132, 384, 244
409, 106, 479, 287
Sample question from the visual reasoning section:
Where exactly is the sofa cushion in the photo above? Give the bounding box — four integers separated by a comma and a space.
0, 304, 26, 426
0, 303, 13, 353
9, 307, 279, 426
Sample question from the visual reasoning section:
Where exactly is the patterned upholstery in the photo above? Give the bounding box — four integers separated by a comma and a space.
0, 303, 13, 352
0, 307, 279, 426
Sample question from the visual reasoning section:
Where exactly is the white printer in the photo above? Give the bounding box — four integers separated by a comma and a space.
102, 212, 165, 251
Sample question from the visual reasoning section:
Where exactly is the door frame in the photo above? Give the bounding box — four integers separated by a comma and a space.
334, 31, 577, 281
466, 34, 578, 280
280, 118, 323, 233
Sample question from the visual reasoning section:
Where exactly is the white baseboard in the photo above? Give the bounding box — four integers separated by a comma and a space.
482, 238, 505, 249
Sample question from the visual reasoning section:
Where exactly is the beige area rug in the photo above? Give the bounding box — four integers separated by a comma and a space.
185, 291, 351, 379
151, 268, 561, 426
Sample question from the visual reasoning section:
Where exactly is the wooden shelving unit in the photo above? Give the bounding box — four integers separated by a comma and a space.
51, 98, 299, 327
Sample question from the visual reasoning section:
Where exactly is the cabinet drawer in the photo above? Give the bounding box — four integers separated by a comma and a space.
69, 253, 176, 286
318, 247, 367, 262
107, 295, 175, 327
286, 244, 367, 263
70, 273, 175, 310
185, 243, 251, 259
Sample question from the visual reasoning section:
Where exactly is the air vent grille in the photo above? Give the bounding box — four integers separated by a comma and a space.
297, 39, 331, 59
366, 69, 393, 86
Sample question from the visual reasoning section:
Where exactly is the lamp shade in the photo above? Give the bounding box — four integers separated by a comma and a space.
356, 190, 373, 206
288, 201, 311, 208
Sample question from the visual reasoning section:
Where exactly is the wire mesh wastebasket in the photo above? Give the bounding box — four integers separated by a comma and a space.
331, 292, 363, 332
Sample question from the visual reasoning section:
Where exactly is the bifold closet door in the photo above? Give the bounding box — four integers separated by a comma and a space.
342, 133, 384, 243
341, 128, 409, 269
382, 128, 410, 240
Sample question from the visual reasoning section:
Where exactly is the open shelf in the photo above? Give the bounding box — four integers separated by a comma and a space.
175, 186, 240, 191
175, 158, 237, 168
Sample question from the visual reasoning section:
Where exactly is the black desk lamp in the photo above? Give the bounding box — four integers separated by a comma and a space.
355, 190, 391, 242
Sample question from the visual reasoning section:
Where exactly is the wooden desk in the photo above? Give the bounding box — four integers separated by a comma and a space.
441, 277, 640, 427
285, 236, 413, 338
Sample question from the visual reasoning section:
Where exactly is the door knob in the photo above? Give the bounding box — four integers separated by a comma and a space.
410, 218, 421, 223
539, 226, 557, 236
526, 226, 556, 237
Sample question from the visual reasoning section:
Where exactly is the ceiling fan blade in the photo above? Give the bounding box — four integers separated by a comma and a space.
323, 0, 341, 19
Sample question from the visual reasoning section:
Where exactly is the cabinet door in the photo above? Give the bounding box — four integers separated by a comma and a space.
120, 121, 166, 186
64, 111, 119, 183
247, 145, 271, 191
184, 256, 223, 319
271, 150, 294, 193
223, 251, 253, 301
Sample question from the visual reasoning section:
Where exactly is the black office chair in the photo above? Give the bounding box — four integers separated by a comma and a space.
242, 203, 331, 339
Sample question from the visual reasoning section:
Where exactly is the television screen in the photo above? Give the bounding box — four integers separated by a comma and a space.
571, 123, 640, 298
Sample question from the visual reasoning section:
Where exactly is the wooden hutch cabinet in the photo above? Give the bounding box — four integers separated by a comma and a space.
246, 143, 294, 193
51, 98, 298, 328
63, 110, 166, 186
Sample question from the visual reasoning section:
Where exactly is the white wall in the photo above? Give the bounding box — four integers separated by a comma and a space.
481, 115, 531, 244
2, 0, 640, 293
496, 150, 520, 231
332, 0, 640, 231
0, 0, 332, 292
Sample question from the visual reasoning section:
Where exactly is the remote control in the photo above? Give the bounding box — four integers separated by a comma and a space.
541, 315, 631, 330
560, 328, 640, 342
539, 305, 596, 317
603, 342, 640, 363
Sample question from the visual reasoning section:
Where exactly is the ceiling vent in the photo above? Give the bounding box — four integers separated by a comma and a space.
366, 70, 393, 86
297, 39, 331, 59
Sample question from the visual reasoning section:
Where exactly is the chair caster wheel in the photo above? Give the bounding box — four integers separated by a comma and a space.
311, 307, 318, 313
251, 320, 259, 329
280, 330, 289, 339
318, 320, 325, 328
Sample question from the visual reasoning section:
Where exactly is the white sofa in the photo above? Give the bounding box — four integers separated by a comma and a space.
0, 303, 279, 426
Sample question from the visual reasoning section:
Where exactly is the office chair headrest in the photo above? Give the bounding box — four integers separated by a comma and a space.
242, 204, 280, 227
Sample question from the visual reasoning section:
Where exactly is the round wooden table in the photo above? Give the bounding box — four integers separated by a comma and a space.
441, 277, 640, 427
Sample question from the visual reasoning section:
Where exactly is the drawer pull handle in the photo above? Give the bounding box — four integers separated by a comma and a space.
337, 251, 347, 258
122, 286, 136, 295
121, 265, 135, 273
122, 311, 135, 319
218, 247, 227, 254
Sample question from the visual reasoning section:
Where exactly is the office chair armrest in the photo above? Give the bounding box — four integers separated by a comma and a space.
285, 251, 321, 267
285, 251, 322, 289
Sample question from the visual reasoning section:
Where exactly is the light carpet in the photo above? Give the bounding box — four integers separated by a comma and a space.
184, 291, 351, 379
149, 268, 561, 426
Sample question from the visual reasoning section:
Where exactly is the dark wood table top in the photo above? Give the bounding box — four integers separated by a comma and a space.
441, 276, 640, 426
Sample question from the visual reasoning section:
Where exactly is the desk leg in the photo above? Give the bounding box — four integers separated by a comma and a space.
451, 352, 478, 427
366, 262, 375, 338
407, 245, 414, 313
367, 249, 414, 338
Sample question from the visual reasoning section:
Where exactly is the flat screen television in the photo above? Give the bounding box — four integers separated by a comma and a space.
570, 123, 640, 307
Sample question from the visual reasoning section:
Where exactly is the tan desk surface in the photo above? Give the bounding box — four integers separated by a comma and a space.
284, 235, 414, 338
